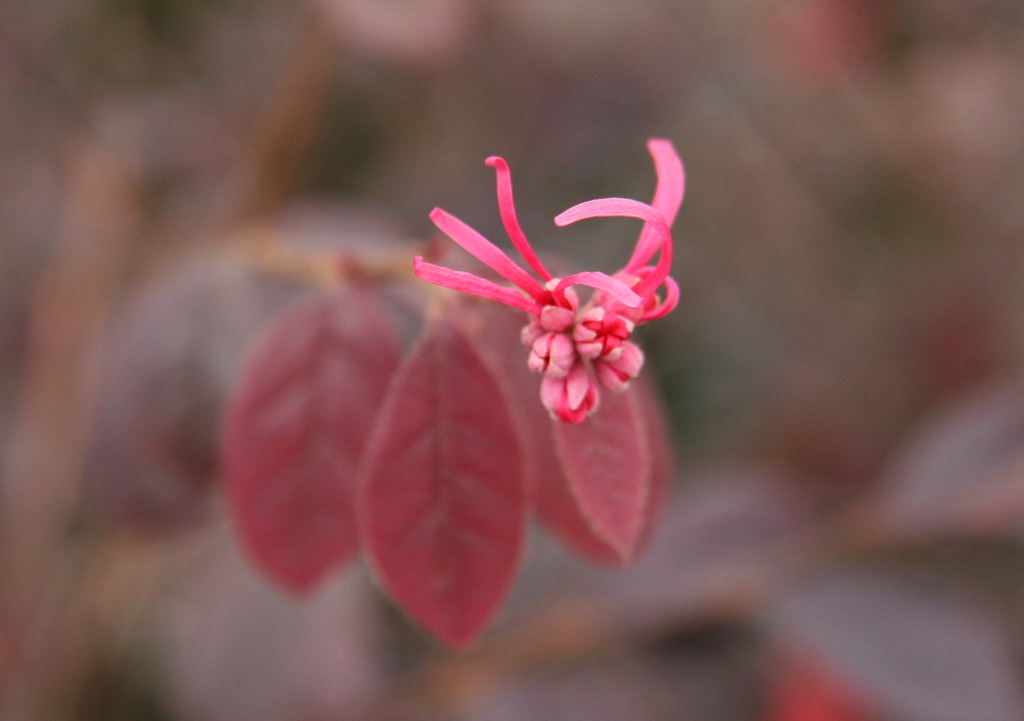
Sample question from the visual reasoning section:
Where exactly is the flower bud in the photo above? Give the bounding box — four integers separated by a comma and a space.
527, 332, 576, 378
594, 341, 644, 391
540, 360, 599, 423
520, 319, 544, 348
539, 304, 576, 332
573, 306, 634, 359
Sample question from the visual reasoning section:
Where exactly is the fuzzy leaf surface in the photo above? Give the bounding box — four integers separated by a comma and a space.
360, 319, 526, 648
223, 287, 400, 593
538, 378, 669, 564
472, 304, 622, 563
554, 387, 651, 559
768, 572, 1024, 721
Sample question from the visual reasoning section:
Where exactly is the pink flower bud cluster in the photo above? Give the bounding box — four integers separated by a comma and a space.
517, 284, 645, 422
413, 139, 684, 422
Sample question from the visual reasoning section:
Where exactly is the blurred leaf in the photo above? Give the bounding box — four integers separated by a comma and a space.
762, 0, 891, 85
84, 251, 299, 531
315, 0, 472, 66
163, 534, 386, 721
633, 374, 674, 551
535, 420, 627, 565
466, 624, 763, 721
466, 659, 684, 721
763, 654, 876, 721
604, 467, 816, 631
871, 380, 1024, 539
470, 305, 621, 564
360, 318, 527, 648
767, 572, 1024, 721
223, 285, 400, 594
463, 303, 623, 564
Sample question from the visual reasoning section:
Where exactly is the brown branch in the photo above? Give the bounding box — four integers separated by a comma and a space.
0, 137, 142, 721
224, 10, 342, 227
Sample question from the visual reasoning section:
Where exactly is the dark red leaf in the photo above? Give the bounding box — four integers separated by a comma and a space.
467, 303, 672, 565
472, 304, 623, 563
360, 318, 527, 648
535, 435, 623, 564
554, 387, 651, 559
537, 379, 671, 565
223, 285, 400, 594
442, 302, 673, 565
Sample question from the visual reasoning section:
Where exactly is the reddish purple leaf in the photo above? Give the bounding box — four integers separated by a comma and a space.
85, 252, 302, 531
222, 286, 400, 594
605, 466, 815, 631
537, 379, 670, 565
466, 303, 671, 564
163, 541, 387, 721
535, 440, 623, 564
632, 374, 674, 551
554, 386, 651, 559
473, 304, 623, 563
360, 319, 527, 648
872, 380, 1024, 540
768, 572, 1024, 721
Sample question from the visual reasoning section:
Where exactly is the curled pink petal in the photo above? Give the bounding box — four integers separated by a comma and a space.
641, 275, 680, 321
430, 208, 549, 303
414, 257, 541, 314
554, 198, 673, 301
554, 197, 665, 230
647, 138, 686, 225
573, 315, 601, 358
486, 157, 553, 282
554, 271, 642, 308
633, 139, 684, 269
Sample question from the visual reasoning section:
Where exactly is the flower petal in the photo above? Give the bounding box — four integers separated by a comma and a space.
430, 208, 549, 303
413, 257, 541, 314
565, 361, 594, 410
485, 157, 553, 282
554, 271, 642, 308
554, 197, 668, 241
641, 275, 679, 321
632, 139, 684, 269
554, 198, 673, 300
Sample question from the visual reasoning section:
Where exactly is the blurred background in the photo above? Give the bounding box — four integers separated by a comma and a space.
3, 0, 1024, 719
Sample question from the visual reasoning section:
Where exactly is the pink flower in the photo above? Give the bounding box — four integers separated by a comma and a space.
541, 360, 598, 424
414, 139, 684, 422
